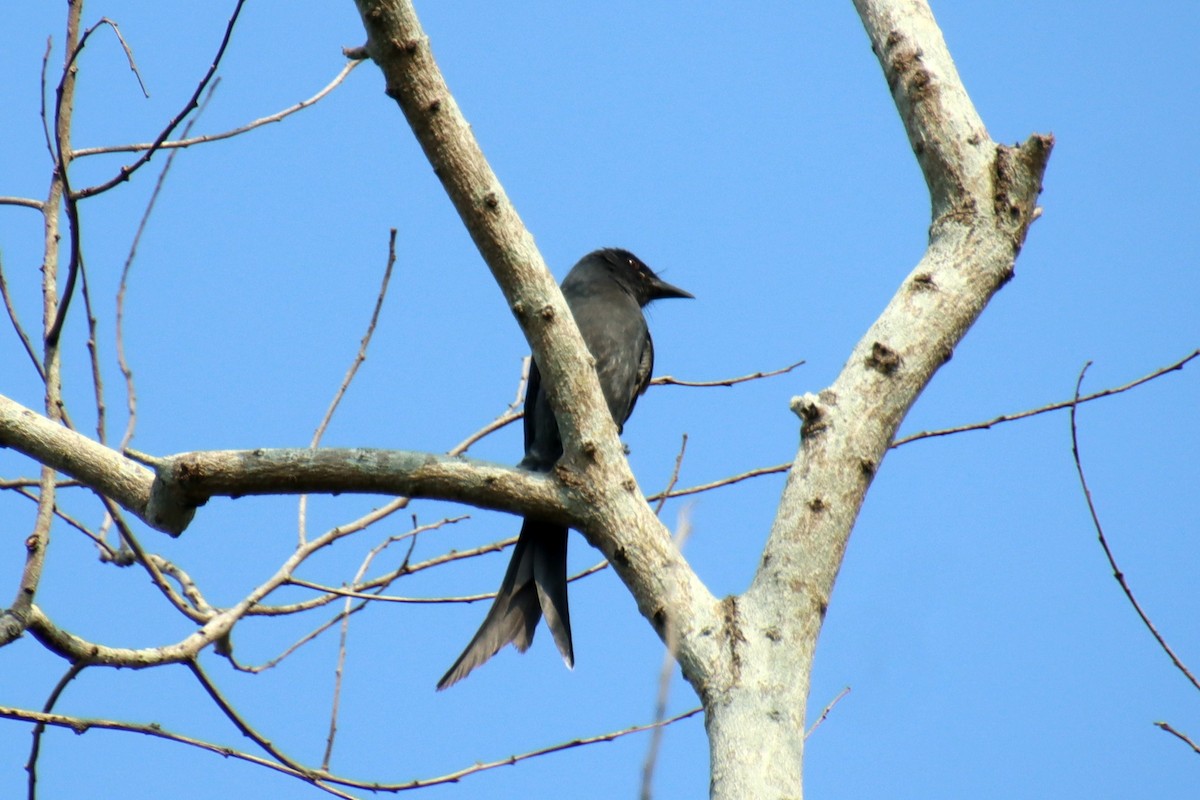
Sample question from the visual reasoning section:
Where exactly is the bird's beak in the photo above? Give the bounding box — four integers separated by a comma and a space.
650, 277, 694, 300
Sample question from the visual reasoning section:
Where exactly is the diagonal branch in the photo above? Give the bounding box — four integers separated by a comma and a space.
349, 0, 721, 683
706, 1, 1052, 796
71, 0, 250, 200
73, 60, 362, 158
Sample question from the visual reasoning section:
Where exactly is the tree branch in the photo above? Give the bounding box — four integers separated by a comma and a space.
140, 447, 568, 534
349, 0, 721, 683
1069, 364, 1200, 693
0, 393, 163, 529
704, 1, 1052, 796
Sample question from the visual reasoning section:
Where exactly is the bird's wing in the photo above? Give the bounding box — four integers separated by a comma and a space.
613, 330, 653, 431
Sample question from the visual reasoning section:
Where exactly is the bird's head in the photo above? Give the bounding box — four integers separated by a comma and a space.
592, 248, 694, 306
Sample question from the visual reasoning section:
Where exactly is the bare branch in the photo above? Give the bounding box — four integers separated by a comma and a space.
4, 484, 118, 562
896, 349, 1200, 447
26, 661, 87, 799
0, 478, 82, 489
0, 196, 45, 211
351, 0, 720, 694
643, 349, 1200, 532
84, 17, 149, 98
394, 706, 703, 791
713, 0, 1052, 793
71, 0, 249, 200
301, 228, 398, 543
651, 462, 789, 503
805, 686, 851, 740
0, 702, 701, 796
321, 513, 454, 767
347, 1, 608, 475
0, 252, 45, 380
188, 659, 313, 775
448, 408, 522, 455
653, 434, 689, 515
73, 60, 362, 158
0, 393, 164, 530
651, 359, 805, 388
0, 389, 582, 537
115, 77, 223, 458
39, 35, 54, 162
27, 605, 202, 667
640, 509, 694, 800
79, 248, 107, 444
1154, 721, 1200, 755
283, 555, 606, 607
104, 499, 207, 621
13, 0, 85, 650
1069, 363, 1200, 693
0, 468, 56, 646
139, 447, 568, 536
0, 706, 359, 800
311, 229, 398, 448
145, 554, 216, 616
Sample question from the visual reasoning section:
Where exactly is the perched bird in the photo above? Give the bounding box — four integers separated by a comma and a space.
437, 248, 692, 689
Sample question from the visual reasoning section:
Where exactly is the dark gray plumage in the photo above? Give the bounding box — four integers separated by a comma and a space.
437, 248, 692, 689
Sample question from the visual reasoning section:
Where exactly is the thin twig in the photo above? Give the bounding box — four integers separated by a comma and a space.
446, 357, 530, 454
72, 0, 249, 200
311, 229, 398, 447
230, 612, 354, 673
145, 554, 215, 615
85, 18, 149, 98
8, 486, 116, 561
26, 661, 87, 800
321, 513, 444, 769
284, 559, 606, 606
653, 433, 688, 516
0, 252, 45, 380
233, 518, 473, 673
78, 244, 106, 444
0, 706, 359, 800
104, 501, 202, 618
114, 76, 221, 460
301, 229, 398, 544
805, 686, 851, 740
1154, 721, 1200, 755
649, 462, 790, 502
0, 478, 83, 490
43, 6, 105, 349
650, 359, 805, 388
640, 509, 694, 800
896, 349, 1199, 447
449, 409, 522, 455
650, 349, 1200, 503
39, 36, 54, 161
187, 659, 311, 773
1069, 362, 1200, 693
73, 60, 362, 158
397, 706, 704, 791
1, 703, 701, 795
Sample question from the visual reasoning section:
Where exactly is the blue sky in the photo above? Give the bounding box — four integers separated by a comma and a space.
2, 2, 1198, 798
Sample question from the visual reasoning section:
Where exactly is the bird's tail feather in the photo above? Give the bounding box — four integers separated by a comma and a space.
532, 522, 574, 669
436, 519, 572, 689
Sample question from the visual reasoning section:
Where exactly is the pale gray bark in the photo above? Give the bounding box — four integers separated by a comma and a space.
350, 1, 1050, 799
0, 0, 1051, 795
706, 1, 1050, 795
